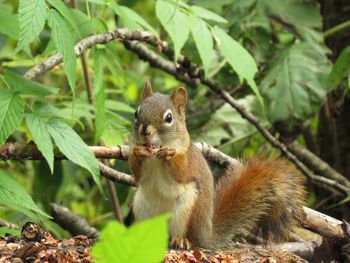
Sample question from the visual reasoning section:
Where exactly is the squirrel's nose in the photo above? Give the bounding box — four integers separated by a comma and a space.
139, 124, 152, 136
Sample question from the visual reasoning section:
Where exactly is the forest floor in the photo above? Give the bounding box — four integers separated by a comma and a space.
0, 222, 306, 263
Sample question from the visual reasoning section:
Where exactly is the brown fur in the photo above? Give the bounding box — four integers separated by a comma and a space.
185, 144, 214, 247
168, 153, 191, 183
213, 157, 306, 243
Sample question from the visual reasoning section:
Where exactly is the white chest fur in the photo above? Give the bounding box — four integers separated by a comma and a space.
133, 157, 197, 221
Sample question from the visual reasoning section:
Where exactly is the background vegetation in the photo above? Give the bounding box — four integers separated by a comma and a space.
0, 0, 349, 257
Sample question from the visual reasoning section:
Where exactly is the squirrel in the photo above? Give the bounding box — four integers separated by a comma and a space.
128, 81, 306, 249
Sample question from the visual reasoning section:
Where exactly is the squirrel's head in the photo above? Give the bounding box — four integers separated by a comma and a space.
132, 81, 190, 151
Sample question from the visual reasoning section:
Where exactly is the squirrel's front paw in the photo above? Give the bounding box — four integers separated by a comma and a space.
133, 145, 153, 158
156, 147, 176, 161
170, 237, 191, 250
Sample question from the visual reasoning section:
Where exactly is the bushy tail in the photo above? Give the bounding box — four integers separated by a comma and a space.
213, 157, 306, 243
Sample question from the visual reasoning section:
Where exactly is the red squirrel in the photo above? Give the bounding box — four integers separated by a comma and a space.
128, 82, 306, 249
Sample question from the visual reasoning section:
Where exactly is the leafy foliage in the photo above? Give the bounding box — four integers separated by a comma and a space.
0, 0, 346, 250
46, 0, 80, 35
0, 169, 50, 218
16, 0, 48, 51
110, 2, 157, 36
0, 227, 21, 236
47, 9, 77, 92
156, 0, 190, 60
93, 50, 106, 144
214, 26, 261, 104
92, 214, 169, 263
0, 4, 20, 39
26, 113, 54, 173
190, 16, 213, 77
4, 70, 58, 96
0, 89, 24, 145
261, 43, 329, 121
327, 46, 350, 91
46, 119, 102, 193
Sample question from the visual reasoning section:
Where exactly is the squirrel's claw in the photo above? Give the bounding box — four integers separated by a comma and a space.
133, 145, 152, 158
170, 237, 191, 250
156, 147, 176, 161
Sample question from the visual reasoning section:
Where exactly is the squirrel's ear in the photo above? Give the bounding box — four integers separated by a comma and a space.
142, 81, 153, 99
171, 87, 187, 108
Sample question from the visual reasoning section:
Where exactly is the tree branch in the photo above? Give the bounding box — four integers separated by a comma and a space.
123, 41, 198, 87
287, 141, 350, 188
123, 39, 350, 195
2, 141, 349, 245
0, 142, 238, 171
50, 203, 99, 239
0, 219, 20, 230
23, 28, 349, 194
25, 29, 165, 80
2, 141, 349, 194
98, 162, 136, 187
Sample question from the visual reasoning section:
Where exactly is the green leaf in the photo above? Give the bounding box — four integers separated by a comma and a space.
16, 0, 48, 51
106, 101, 135, 113
213, 26, 262, 105
94, 51, 106, 144
4, 70, 58, 96
0, 227, 21, 236
156, 0, 190, 60
191, 5, 227, 24
32, 161, 63, 211
0, 89, 24, 145
46, 119, 102, 193
46, 0, 80, 36
0, 169, 51, 218
262, 0, 321, 29
92, 214, 169, 263
201, 95, 265, 153
327, 46, 350, 91
0, 4, 20, 39
87, 0, 108, 5
48, 9, 76, 93
190, 15, 213, 77
26, 114, 54, 174
70, 9, 96, 37
110, 3, 158, 36
261, 43, 329, 121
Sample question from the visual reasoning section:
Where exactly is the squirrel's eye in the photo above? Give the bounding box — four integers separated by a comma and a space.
164, 112, 172, 123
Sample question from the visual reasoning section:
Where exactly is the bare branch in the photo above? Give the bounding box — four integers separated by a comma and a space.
0, 142, 239, 171
123, 41, 198, 87
302, 206, 344, 239
99, 162, 136, 187
0, 219, 20, 230
2, 141, 349, 194
25, 29, 164, 80
0, 143, 129, 161
287, 141, 350, 188
50, 203, 99, 239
